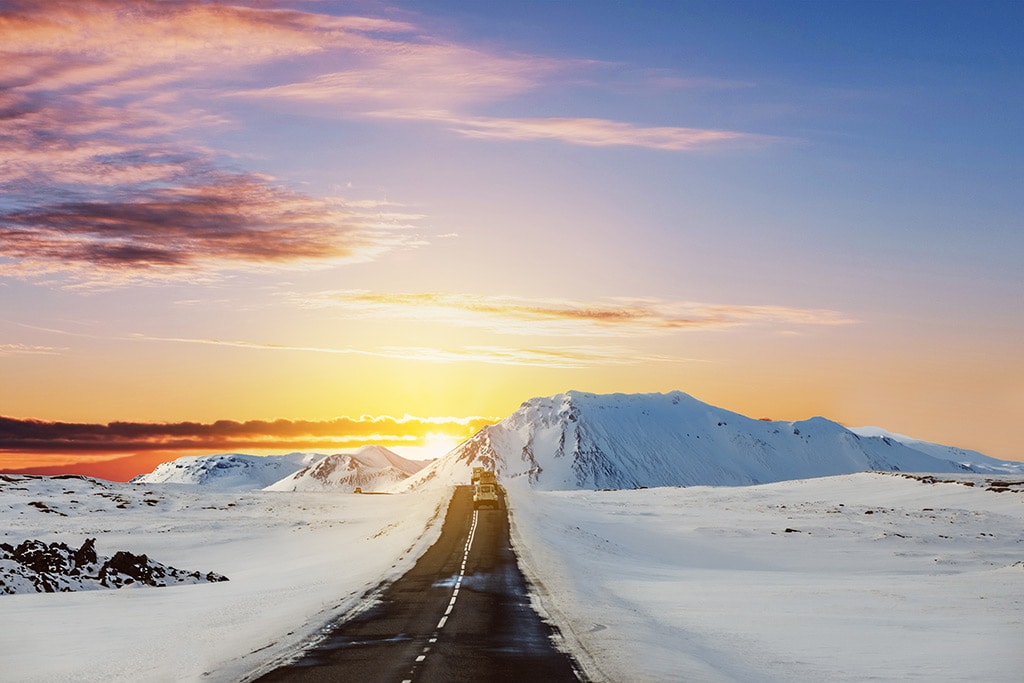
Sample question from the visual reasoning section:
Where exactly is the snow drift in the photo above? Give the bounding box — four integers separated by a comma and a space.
402, 391, 1022, 490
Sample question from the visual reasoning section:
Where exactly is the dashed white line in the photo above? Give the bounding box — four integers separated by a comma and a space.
404, 506, 481, 680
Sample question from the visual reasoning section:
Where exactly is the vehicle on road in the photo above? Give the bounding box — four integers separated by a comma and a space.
472, 468, 500, 509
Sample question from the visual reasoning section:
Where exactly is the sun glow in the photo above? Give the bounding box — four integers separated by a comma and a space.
391, 431, 467, 462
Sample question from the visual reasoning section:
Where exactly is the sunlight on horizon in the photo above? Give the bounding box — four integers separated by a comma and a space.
391, 431, 469, 462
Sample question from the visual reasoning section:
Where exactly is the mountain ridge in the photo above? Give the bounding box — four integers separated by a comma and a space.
264, 445, 426, 492
398, 390, 1022, 491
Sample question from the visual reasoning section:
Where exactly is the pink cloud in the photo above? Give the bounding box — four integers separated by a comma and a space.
0, 1, 772, 288
0, 2, 433, 284
240, 41, 560, 111
368, 111, 769, 151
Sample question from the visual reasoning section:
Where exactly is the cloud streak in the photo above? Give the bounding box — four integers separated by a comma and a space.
294, 291, 857, 336
0, 174, 420, 283
371, 110, 770, 151
130, 334, 682, 369
0, 414, 495, 457
0, 343, 63, 356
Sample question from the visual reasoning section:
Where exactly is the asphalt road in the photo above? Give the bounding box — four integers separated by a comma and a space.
256, 485, 582, 683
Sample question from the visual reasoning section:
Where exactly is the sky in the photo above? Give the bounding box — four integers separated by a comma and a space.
1, 0, 1022, 479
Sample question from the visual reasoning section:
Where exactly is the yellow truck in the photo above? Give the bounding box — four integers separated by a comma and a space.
472, 468, 499, 510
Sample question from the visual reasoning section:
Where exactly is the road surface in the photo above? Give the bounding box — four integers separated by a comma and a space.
256, 485, 582, 683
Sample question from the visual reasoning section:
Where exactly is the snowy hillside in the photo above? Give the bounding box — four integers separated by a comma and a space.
849, 426, 1021, 473
264, 446, 426, 492
402, 391, 1023, 490
132, 453, 320, 490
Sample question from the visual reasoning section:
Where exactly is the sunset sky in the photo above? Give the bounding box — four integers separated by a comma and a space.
2, 0, 1022, 479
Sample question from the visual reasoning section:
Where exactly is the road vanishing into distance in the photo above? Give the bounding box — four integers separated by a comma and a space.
256, 485, 583, 683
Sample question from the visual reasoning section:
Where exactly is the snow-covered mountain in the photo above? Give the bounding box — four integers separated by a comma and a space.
400, 391, 1023, 491
132, 453, 320, 490
264, 446, 427, 492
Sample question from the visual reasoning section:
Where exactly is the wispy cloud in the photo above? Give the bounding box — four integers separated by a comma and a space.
370, 110, 771, 151
229, 10, 765, 152
0, 413, 494, 456
292, 291, 857, 336
237, 42, 558, 112
0, 343, 64, 356
129, 334, 685, 369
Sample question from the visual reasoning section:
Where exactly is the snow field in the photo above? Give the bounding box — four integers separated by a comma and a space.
0, 476, 451, 682
508, 473, 1024, 682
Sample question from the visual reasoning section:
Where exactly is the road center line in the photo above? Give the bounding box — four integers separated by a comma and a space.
403, 507, 479, 679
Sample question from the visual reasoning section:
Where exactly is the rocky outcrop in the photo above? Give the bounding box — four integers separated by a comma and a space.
0, 538, 228, 595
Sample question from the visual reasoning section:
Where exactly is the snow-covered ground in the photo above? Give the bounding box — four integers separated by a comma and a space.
509, 473, 1024, 682
0, 475, 450, 682
5, 467, 1023, 682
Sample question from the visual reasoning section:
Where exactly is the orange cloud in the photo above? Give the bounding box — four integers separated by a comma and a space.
295, 291, 857, 336
1, 1, 409, 92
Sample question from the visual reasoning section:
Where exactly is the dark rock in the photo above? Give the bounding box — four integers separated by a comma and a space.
75, 538, 97, 566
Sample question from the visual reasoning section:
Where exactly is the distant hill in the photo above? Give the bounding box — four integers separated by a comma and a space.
399, 391, 1023, 491
848, 426, 1020, 473
264, 446, 427, 492
131, 453, 320, 491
